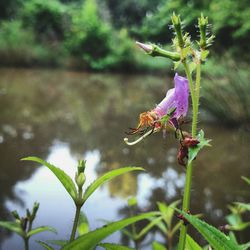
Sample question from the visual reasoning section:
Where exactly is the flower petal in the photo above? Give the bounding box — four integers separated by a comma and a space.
174, 73, 189, 118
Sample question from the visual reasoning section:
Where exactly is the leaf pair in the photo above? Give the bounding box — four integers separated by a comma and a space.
21, 156, 144, 205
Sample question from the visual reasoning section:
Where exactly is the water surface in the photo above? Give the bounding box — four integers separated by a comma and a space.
0, 68, 249, 249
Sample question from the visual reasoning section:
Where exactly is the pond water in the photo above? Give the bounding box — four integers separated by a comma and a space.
0, 68, 249, 249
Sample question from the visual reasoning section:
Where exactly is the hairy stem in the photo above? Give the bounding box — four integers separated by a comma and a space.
178, 61, 201, 250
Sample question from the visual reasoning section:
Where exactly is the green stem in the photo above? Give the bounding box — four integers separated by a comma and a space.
70, 188, 83, 241
70, 205, 81, 241
178, 61, 201, 250
24, 237, 29, 250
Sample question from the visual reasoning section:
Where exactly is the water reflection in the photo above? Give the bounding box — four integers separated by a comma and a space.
0, 68, 249, 249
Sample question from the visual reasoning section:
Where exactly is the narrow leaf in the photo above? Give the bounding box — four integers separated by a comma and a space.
27, 226, 57, 237
188, 130, 211, 164
63, 212, 159, 250
240, 242, 250, 250
99, 243, 135, 250
136, 216, 162, 239
229, 222, 250, 231
158, 200, 180, 228
0, 221, 24, 236
22, 157, 78, 201
47, 240, 68, 246
36, 241, 54, 250
152, 241, 166, 250
241, 176, 250, 185
176, 209, 241, 250
185, 234, 202, 250
234, 202, 250, 211
83, 167, 144, 202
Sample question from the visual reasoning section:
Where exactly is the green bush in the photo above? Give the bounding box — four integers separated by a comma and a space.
65, 0, 135, 70
21, 0, 69, 43
0, 20, 64, 66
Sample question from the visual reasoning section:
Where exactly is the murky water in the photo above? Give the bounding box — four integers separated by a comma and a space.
0, 68, 249, 249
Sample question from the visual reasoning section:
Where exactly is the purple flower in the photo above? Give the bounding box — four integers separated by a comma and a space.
124, 73, 189, 145
154, 73, 189, 119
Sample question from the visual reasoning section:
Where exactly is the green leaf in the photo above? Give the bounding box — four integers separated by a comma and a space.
234, 202, 250, 211
99, 243, 135, 250
201, 50, 209, 61
83, 167, 144, 202
47, 240, 68, 246
152, 241, 166, 250
176, 209, 241, 250
136, 216, 162, 239
63, 212, 159, 250
240, 242, 250, 250
241, 176, 250, 185
154, 219, 168, 234
228, 232, 238, 244
22, 157, 78, 201
185, 234, 202, 250
189, 62, 197, 74
36, 241, 55, 250
0, 221, 24, 236
229, 222, 250, 231
188, 130, 211, 164
174, 60, 181, 70
157, 200, 180, 228
27, 226, 57, 237
226, 214, 242, 226
78, 212, 89, 236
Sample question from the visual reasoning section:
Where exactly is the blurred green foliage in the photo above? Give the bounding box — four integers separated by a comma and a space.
0, 0, 249, 70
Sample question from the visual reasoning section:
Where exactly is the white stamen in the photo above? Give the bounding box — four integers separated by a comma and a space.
124, 129, 154, 146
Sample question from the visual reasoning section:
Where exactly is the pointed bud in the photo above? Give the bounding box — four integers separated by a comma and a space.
75, 172, 86, 189
78, 160, 86, 174
26, 209, 31, 218
11, 210, 20, 220
136, 41, 153, 53
136, 42, 180, 61
198, 13, 208, 49
171, 13, 184, 48
31, 202, 39, 218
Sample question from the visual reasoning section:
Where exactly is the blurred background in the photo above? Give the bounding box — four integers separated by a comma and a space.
0, 0, 249, 249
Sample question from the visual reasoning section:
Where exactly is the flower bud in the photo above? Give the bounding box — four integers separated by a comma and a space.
75, 172, 86, 189
171, 13, 184, 48
31, 202, 40, 218
198, 13, 208, 49
78, 160, 86, 174
136, 41, 153, 53
136, 41, 180, 61
11, 210, 20, 220
26, 209, 31, 218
